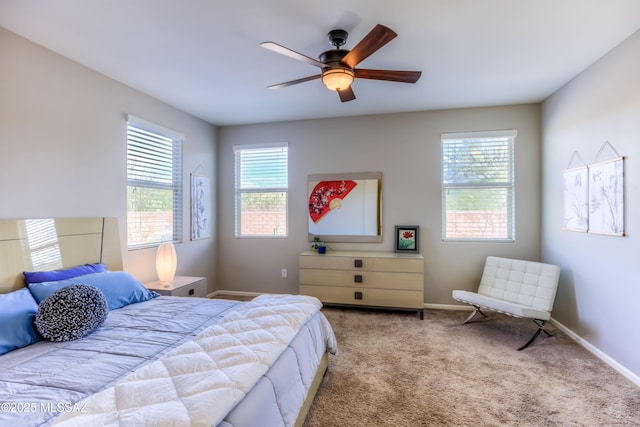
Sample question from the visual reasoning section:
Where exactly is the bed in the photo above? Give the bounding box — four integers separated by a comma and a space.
0, 218, 337, 426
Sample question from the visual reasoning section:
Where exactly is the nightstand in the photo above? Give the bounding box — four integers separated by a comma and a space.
145, 276, 207, 298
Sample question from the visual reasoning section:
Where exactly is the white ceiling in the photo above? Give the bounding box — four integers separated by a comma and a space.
2, 0, 640, 126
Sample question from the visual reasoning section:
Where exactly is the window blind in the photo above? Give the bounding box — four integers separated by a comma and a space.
127, 117, 183, 249
441, 130, 516, 241
234, 143, 288, 237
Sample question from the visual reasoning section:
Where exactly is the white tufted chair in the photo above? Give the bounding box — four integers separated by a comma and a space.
452, 256, 561, 350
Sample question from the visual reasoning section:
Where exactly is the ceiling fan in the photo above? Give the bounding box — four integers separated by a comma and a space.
261, 24, 422, 103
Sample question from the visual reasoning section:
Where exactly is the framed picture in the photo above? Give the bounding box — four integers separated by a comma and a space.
394, 226, 419, 253
588, 157, 624, 236
562, 166, 589, 232
190, 174, 211, 240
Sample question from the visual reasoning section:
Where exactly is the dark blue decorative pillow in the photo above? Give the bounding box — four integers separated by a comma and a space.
24, 263, 108, 285
35, 284, 109, 342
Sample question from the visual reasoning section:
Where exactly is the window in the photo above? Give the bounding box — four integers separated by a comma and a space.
234, 143, 288, 237
127, 116, 183, 249
441, 129, 516, 241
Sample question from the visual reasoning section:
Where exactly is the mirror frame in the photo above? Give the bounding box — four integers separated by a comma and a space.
307, 172, 382, 243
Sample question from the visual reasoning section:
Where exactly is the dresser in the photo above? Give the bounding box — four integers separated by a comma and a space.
299, 250, 424, 319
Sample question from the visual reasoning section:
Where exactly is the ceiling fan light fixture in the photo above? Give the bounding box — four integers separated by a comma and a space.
262, 24, 419, 102
322, 68, 354, 91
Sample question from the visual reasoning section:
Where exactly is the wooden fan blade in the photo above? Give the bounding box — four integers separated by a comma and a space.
261, 42, 328, 68
355, 69, 422, 83
267, 75, 320, 89
341, 24, 397, 69
337, 86, 356, 102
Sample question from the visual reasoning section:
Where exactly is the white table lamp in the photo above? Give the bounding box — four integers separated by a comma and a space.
156, 242, 177, 286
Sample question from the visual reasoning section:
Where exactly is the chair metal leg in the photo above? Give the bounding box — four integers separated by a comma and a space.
518, 319, 553, 351
459, 306, 553, 350
461, 305, 487, 324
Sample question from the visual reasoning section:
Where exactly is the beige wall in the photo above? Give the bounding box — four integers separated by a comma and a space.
542, 30, 640, 379
0, 27, 218, 288
217, 104, 542, 305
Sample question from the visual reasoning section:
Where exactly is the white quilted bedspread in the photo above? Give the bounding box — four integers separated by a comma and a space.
52, 294, 323, 427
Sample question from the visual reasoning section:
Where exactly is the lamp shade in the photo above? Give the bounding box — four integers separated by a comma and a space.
322, 68, 354, 91
156, 242, 177, 285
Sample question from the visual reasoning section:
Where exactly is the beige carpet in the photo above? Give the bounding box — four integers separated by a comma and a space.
304, 307, 640, 427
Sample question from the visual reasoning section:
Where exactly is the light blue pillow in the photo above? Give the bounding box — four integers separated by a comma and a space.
0, 288, 40, 355
28, 271, 159, 310
23, 262, 108, 285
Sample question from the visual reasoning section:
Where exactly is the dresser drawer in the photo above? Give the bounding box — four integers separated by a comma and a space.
300, 254, 423, 273
300, 285, 423, 309
300, 269, 423, 291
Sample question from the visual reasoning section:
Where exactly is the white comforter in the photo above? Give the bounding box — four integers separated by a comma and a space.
52, 294, 330, 427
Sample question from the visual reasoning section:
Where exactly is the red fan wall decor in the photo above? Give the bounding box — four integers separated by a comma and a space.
309, 180, 357, 223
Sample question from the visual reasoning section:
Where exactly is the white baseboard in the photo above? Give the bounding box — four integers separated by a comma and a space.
424, 303, 640, 388
549, 317, 640, 387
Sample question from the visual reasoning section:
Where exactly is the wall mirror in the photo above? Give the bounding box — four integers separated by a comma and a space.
308, 172, 382, 243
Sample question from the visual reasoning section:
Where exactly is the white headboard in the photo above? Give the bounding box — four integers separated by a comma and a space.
0, 217, 123, 293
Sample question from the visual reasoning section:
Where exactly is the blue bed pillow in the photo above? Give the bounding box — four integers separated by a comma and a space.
35, 284, 109, 342
28, 271, 159, 310
23, 262, 108, 285
0, 288, 40, 355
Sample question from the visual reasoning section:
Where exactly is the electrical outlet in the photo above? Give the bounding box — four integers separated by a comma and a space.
281, 268, 287, 278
